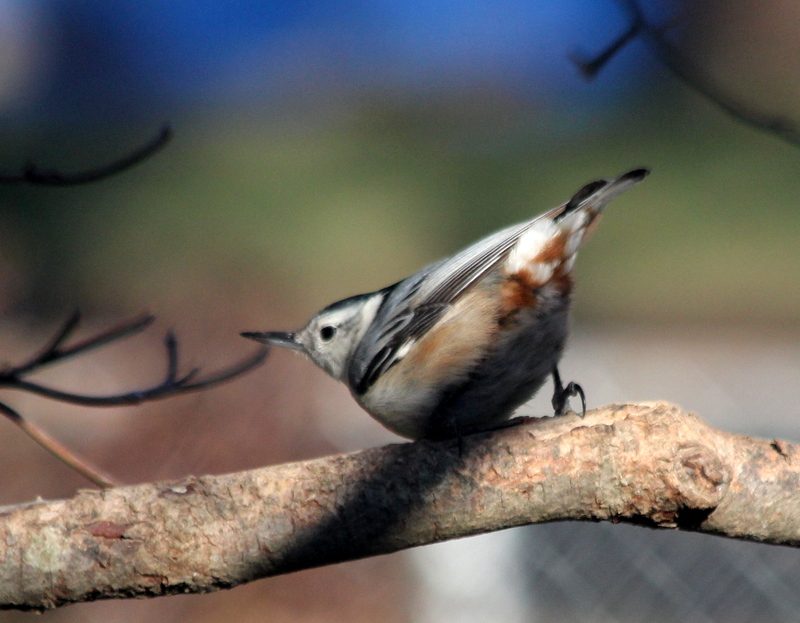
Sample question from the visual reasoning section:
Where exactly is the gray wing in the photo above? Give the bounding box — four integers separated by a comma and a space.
349, 168, 649, 393
349, 218, 537, 394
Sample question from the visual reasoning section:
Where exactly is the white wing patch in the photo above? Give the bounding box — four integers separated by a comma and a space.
502, 195, 604, 287
561, 212, 590, 256
394, 339, 416, 362
504, 224, 555, 275
561, 253, 577, 274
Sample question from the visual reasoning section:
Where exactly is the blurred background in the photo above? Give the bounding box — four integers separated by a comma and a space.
1, 0, 799, 621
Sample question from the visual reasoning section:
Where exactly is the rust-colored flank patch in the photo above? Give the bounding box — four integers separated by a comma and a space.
501, 274, 539, 315
534, 233, 567, 264
550, 271, 574, 295
500, 235, 576, 323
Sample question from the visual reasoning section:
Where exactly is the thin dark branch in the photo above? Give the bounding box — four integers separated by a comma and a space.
0, 313, 269, 487
571, 18, 643, 79
7, 312, 155, 376
625, 2, 800, 146
22, 309, 83, 368
0, 125, 172, 187
3, 346, 266, 407
572, 1, 800, 147
0, 314, 268, 406
164, 330, 180, 383
171, 345, 269, 392
0, 401, 119, 488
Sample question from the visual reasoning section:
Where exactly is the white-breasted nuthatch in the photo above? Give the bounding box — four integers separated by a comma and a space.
243, 168, 649, 440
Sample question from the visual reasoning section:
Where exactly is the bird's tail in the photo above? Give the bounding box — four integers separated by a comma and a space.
557, 167, 650, 223
503, 168, 649, 291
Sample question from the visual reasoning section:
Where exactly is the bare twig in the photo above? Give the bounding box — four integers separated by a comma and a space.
0, 124, 267, 486
571, 18, 643, 79
572, 1, 800, 146
6, 311, 155, 376
0, 313, 268, 486
0, 402, 119, 488
0, 313, 269, 406
1, 402, 798, 612
0, 125, 172, 186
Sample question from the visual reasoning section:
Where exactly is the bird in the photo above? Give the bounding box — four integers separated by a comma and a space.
243, 168, 649, 441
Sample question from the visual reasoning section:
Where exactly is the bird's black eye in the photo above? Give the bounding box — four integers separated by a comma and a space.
320, 326, 336, 341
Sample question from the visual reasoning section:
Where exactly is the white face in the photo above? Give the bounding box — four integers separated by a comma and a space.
296, 293, 383, 381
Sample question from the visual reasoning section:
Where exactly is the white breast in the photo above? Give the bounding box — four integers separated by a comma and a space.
354, 281, 501, 439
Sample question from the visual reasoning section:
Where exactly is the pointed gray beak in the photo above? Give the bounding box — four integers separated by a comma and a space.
240, 331, 304, 352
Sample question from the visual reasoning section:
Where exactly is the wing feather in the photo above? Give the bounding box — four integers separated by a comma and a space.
351, 220, 534, 393
350, 167, 650, 394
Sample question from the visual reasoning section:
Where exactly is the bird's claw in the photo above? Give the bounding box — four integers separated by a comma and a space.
552, 381, 586, 417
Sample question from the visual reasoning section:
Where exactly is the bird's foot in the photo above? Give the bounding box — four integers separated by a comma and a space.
552, 381, 586, 418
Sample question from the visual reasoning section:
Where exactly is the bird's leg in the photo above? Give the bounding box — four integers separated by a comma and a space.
551, 366, 586, 417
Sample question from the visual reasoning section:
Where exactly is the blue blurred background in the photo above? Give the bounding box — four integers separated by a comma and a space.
6, 0, 645, 121
1, 1, 800, 622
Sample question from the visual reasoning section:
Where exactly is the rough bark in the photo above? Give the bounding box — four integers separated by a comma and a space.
2, 401, 799, 611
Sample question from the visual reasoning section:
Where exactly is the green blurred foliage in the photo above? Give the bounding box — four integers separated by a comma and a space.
2, 81, 800, 326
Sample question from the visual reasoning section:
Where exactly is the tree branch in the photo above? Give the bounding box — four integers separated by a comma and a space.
0, 126, 172, 186
2, 401, 798, 612
571, 1, 800, 147
0, 312, 268, 487
0, 402, 119, 489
